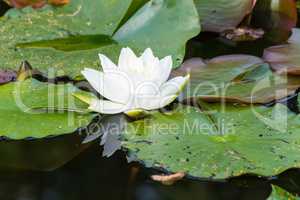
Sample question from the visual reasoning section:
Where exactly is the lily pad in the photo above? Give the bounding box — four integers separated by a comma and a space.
122, 102, 300, 179
268, 185, 300, 200
0, 79, 93, 139
17, 78, 91, 112
264, 28, 300, 75
194, 0, 255, 32
173, 55, 300, 103
0, 0, 200, 78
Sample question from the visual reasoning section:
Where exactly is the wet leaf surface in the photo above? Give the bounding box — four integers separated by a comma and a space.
122, 102, 300, 179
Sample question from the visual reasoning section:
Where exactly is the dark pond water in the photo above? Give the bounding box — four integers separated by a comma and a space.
2, 141, 300, 200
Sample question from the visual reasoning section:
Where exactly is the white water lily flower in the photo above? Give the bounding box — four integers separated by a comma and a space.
79, 47, 189, 115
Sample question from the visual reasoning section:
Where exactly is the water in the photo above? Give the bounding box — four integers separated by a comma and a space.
0, 143, 266, 200
2, 141, 300, 200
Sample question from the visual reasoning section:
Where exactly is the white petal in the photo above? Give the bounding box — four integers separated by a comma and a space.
143, 56, 160, 81
118, 47, 142, 73
156, 56, 172, 85
82, 68, 132, 104
89, 99, 127, 114
160, 74, 190, 96
141, 48, 155, 67
135, 95, 177, 110
98, 54, 117, 72
135, 81, 160, 96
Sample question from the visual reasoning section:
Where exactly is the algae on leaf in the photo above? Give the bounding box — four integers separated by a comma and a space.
122, 102, 300, 179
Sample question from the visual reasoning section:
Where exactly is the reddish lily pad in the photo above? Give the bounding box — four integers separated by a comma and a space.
0, 70, 16, 85
264, 28, 300, 75
173, 55, 300, 103
6, 0, 69, 8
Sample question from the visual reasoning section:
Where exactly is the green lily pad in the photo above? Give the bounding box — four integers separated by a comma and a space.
194, 0, 255, 32
172, 55, 300, 103
122, 102, 300, 179
0, 0, 200, 78
17, 79, 92, 112
268, 185, 300, 200
264, 28, 300, 75
0, 79, 93, 139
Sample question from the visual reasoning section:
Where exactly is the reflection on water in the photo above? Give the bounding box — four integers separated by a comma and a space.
1, 142, 299, 200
